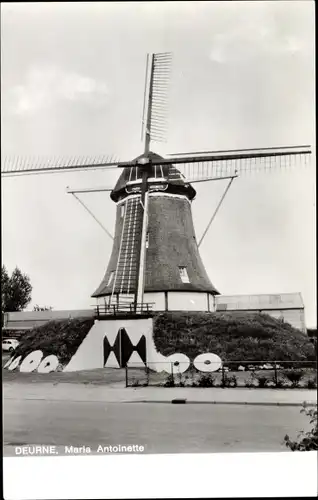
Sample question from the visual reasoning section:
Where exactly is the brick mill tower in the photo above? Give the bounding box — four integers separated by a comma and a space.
91, 151, 219, 312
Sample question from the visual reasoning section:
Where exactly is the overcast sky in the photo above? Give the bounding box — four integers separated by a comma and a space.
1, 1, 316, 326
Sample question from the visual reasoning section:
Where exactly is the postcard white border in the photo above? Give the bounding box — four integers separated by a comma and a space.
3, 452, 318, 499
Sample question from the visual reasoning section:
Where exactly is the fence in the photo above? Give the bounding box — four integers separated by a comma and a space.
95, 302, 154, 318
126, 360, 317, 388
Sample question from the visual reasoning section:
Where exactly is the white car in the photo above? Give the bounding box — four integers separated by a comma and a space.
2, 339, 19, 352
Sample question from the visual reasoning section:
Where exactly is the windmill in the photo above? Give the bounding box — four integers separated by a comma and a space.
1, 52, 312, 317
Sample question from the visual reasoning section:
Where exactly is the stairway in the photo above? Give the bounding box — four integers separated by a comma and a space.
111, 196, 144, 300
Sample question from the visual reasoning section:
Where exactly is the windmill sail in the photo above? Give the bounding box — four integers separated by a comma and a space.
143, 52, 172, 152
1, 154, 120, 177
117, 145, 312, 182
2, 145, 311, 179
164, 146, 312, 182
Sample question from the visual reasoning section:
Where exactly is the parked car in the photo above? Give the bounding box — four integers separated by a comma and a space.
2, 339, 19, 352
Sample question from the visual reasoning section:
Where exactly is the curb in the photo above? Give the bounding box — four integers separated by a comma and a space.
135, 399, 317, 407
4, 396, 316, 407
3, 396, 143, 404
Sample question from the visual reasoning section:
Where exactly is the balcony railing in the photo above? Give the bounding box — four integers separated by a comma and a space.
94, 302, 154, 318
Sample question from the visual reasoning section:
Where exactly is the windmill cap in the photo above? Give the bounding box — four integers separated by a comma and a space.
110, 151, 196, 202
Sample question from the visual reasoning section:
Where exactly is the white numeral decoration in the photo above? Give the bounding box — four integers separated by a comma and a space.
193, 353, 222, 372
37, 355, 59, 373
164, 353, 190, 374
20, 350, 43, 372
8, 355, 22, 371
4, 357, 14, 369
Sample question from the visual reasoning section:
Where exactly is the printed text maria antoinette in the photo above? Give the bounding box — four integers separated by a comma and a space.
14, 444, 145, 455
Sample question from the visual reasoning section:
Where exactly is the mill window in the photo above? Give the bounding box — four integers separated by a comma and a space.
179, 266, 190, 283
107, 272, 115, 286
146, 232, 149, 249
120, 205, 125, 218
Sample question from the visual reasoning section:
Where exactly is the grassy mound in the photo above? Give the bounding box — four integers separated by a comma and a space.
11, 317, 94, 366
153, 311, 316, 363
5, 311, 316, 370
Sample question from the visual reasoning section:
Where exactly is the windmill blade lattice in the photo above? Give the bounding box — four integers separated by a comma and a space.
117, 145, 312, 183
1, 145, 311, 179
169, 147, 312, 182
146, 52, 172, 145
1, 154, 121, 177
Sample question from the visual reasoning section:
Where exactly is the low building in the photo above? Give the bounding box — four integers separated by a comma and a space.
214, 292, 306, 333
2, 309, 94, 337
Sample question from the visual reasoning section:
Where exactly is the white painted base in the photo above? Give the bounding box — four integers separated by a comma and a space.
105, 351, 120, 368
63, 318, 192, 373
64, 319, 154, 372
3, 316, 222, 374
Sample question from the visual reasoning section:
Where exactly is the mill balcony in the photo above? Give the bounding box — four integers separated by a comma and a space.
94, 302, 154, 319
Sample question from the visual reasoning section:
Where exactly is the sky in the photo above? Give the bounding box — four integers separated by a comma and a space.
1, 1, 316, 326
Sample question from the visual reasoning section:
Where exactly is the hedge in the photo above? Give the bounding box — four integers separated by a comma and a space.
10, 317, 94, 365
153, 311, 316, 362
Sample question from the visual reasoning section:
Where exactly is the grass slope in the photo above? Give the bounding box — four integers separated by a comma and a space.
4, 311, 316, 370
153, 311, 316, 363
11, 317, 94, 366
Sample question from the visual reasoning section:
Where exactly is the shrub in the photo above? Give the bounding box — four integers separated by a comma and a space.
272, 377, 287, 389
244, 378, 256, 388
222, 374, 237, 388
283, 369, 305, 388
252, 373, 271, 388
174, 370, 186, 387
306, 378, 317, 390
164, 374, 175, 387
130, 379, 140, 387
197, 373, 217, 387
182, 374, 193, 386
12, 317, 94, 366
264, 378, 275, 388
153, 311, 316, 363
284, 404, 317, 451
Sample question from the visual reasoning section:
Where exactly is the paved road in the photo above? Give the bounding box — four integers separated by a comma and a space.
3, 380, 316, 405
3, 398, 310, 456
